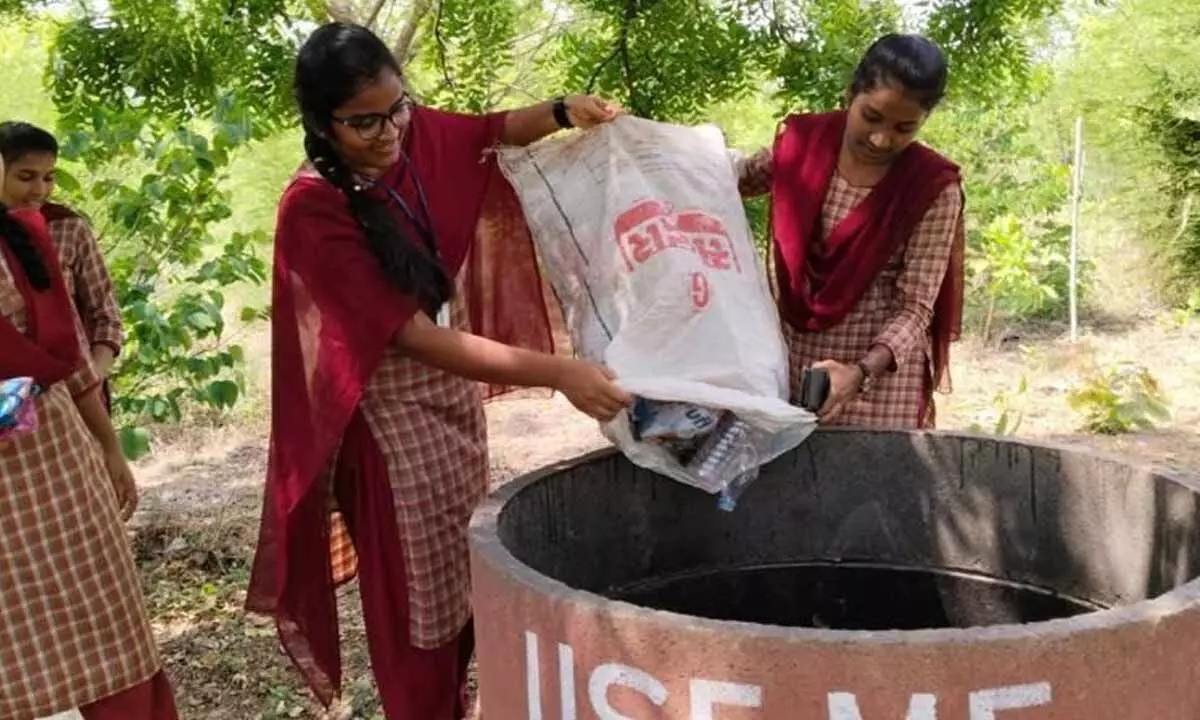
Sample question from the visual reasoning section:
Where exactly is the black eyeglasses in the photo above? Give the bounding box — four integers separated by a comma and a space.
332, 94, 415, 141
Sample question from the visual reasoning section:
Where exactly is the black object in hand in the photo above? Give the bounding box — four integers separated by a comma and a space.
799, 367, 830, 413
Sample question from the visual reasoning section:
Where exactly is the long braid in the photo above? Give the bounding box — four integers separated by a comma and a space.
302, 128, 451, 314
0, 204, 50, 291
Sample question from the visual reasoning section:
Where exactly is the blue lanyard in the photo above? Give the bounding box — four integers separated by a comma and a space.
384, 153, 438, 255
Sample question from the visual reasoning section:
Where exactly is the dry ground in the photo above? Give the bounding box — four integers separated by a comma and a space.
92, 314, 1200, 719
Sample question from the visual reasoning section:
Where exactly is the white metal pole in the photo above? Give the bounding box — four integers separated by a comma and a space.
1069, 116, 1083, 343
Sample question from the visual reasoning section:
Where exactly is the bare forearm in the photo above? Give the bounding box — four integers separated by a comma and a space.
500, 95, 620, 146
859, 344, 896, 376
91, 344, 116, 378
398, 312, 565, 388
76, 388, 120, 455
500, 101, 560, 147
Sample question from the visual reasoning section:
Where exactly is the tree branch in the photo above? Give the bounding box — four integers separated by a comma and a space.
432, 0, 455, 90
586, 44, 622, 95
588, 0, 638, 98
365, 0, 388, 28
393, 0, 436, 61
618, 1, 641, 116
324, 0, 357, 23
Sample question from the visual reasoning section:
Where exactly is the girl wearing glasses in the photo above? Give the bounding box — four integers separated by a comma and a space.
246, 21, 631, 720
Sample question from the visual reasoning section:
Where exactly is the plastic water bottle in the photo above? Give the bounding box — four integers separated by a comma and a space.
686, 413, 761, 510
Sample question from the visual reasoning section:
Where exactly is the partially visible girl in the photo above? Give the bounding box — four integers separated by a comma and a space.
0, 153, 177, 719
0, 121, 124, 410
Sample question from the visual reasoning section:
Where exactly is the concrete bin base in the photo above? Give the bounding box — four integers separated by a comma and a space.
470, 430, 1200, 719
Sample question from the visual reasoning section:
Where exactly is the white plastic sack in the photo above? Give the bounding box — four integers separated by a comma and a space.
496, 116, 817, 494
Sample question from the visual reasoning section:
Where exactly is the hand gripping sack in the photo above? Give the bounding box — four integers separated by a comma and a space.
496, 116, 817, 499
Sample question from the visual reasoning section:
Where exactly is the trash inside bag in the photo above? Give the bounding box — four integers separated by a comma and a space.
0, 377, 39, 442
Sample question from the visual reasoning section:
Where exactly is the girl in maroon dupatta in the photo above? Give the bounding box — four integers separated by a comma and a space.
245, 22, 632, 719
0, 122, 125, 413
739, 34, 965, 428
0, 155, 178, 720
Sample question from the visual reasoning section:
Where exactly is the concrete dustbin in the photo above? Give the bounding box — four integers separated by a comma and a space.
470, 430, 1200, 719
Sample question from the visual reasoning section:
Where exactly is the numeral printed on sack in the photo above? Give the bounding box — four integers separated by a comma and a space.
690, 272, 711, 309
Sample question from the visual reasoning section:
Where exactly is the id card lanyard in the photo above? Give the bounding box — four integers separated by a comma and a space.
382, 155, 451, 328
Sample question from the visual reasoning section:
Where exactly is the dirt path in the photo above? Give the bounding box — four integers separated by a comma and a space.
120, 318, 1200, 719
133, 317, 1200, 521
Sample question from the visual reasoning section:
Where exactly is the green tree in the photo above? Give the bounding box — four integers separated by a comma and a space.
923, 67, 1085, 337
1058, 0, 1200, 294
31, 0, 296, 456
51, 101, 269, 458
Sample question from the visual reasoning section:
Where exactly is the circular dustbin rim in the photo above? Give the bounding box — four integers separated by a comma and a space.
470, 431, 1200, 646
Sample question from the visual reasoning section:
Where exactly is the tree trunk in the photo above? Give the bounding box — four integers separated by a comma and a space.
324, 0, 360, 23
983, 293, 997, 344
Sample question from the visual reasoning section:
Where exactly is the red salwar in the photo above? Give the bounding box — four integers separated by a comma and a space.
335, 411, 475, 719
78, 671, 178, 720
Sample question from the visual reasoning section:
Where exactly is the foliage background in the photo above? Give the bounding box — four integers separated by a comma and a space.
1, 0, 1195, 455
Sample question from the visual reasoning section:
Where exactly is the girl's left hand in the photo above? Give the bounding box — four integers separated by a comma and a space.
91, 345, 116, 379
565, 95, 623, 129
811, 359, 864, 423
103, 446, 139, 520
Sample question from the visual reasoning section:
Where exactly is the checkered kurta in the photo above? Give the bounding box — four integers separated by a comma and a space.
328, 290, 487, 650
0, 256, 160, 718
741, 148, 962, 428
48, 215, 124, 354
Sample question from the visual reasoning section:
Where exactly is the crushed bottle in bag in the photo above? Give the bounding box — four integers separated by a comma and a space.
683, 411, 769, 511
629, 397, 772, 510
716, 469, 760, 512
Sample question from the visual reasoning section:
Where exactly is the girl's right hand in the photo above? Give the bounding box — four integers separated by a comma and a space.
554, 359, 633, 422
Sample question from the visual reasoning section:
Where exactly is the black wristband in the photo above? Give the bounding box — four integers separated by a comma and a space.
552, 96, 574, 129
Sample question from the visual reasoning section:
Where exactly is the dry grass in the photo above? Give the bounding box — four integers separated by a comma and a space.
119, 312, 1200, 719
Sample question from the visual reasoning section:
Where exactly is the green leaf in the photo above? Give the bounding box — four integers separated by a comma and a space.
119, 426, 152, 460
54, 167, 81, 193
188, 311, 217, 331
149, 397, 172, 422
204, 380, 239, 410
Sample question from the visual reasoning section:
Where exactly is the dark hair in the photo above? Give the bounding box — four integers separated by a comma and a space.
295, 22, 450, 313
0, 207, 50, 291
849, 34, 948, 111
0, 121, 59, 165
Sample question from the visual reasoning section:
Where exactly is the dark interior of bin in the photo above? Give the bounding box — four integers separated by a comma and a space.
497, 431, 1200, 629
